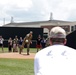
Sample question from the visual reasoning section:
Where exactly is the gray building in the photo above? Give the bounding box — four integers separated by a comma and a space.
3, 19, 76, 35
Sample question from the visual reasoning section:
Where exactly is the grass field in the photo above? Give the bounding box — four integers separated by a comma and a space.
0, 48, 36, 75
0, 47, 37, 53
0, 58, 34, 75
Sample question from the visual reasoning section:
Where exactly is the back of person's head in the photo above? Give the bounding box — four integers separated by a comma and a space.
50, 26, 66, 45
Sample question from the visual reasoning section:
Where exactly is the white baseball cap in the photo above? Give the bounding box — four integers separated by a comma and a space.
50, 26, 66, 38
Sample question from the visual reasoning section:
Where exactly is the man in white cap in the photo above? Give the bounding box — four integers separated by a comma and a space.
34, 26, 76, 75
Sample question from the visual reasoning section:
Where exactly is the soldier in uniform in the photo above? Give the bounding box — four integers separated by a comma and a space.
19, 31, 33, 55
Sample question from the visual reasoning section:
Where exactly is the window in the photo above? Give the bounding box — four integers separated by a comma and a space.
71, 26, 74, 32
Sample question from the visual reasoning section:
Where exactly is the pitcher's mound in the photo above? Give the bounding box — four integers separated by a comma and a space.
0, 52, 36, 59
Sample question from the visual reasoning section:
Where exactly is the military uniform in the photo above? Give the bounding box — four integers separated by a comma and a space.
19, 31, 33, 55
24, 33, 33, 55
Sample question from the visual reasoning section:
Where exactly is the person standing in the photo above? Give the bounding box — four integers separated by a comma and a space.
13, 35, 18, 52
8, 37, 12, 52
41, 37, 46, 49
0, 36, 4, 52
18, 37, 23, 54
36, 35, 42, 52
34, 26, 76, 75
13, 41, 16, 52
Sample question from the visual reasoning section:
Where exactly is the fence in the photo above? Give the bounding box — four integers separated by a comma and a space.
0, 27, 43, 48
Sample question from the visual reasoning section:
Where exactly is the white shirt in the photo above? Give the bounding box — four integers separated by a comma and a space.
34, 45, 76, 75
0, 38, 4, 44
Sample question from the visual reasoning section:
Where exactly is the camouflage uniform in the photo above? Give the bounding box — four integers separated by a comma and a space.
19, 31, 33, 55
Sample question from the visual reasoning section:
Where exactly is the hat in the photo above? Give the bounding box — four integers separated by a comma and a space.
50, 26, 66, 38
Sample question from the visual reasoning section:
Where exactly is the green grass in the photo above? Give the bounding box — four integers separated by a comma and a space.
0, 48, 37, 75
0, 47, 37, 53
0, 58, 34, 75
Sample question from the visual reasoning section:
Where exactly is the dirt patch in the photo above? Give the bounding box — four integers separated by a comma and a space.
0, 52, 36, 59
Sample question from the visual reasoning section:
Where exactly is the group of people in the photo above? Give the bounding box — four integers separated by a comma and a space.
0, 35, 19, 53
8, 36, 19, 52
0, 30, 48, 55
0, 26, 76, 75
8, 31, 48, 54
0, 31, 33, 55
36, 35, 47, 52
8, 31, 33, 55
34, 26, 76, 75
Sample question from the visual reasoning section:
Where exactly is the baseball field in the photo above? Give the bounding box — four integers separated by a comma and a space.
0, 48, 37, 75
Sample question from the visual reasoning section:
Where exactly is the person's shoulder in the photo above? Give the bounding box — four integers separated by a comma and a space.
59, 45, 76, 52
35, 46, 52, 57
64, 45, 76, 56
64, 45, 76, 51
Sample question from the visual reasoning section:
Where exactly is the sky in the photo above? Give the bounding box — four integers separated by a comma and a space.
0, 0, 76, 26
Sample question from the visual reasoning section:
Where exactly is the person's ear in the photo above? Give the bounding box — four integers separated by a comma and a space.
64, 39, 67, 45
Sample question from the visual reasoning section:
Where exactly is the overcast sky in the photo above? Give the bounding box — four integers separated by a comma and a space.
0, 0, 76, 26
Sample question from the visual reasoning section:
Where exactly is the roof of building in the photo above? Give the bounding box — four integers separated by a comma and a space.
3, 19, 72, 27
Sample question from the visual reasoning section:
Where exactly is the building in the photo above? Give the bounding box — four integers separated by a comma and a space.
3, 19, 76, 36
